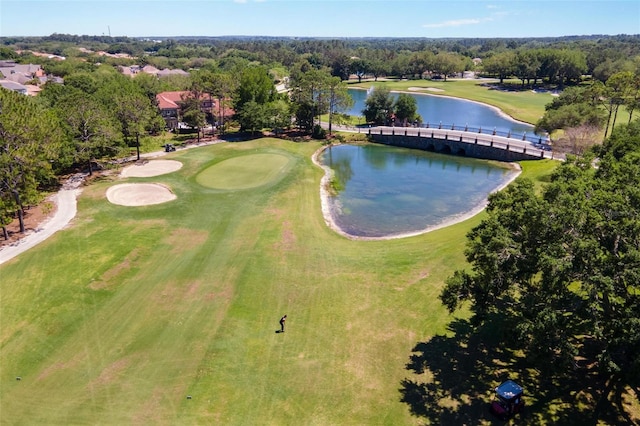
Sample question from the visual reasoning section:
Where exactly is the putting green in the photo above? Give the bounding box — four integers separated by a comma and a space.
196, 152, 293, 190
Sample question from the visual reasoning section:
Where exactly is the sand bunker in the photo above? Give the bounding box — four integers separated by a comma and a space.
121, 160, 183, 178
407, 87, 445, 92
106, 183, 176, 206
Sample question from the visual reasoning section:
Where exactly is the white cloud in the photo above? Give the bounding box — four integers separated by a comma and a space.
423, 18, 483, 29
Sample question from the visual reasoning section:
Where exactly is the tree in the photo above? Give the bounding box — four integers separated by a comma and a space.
207, 71, 237, 134
556, 49, 587, 87
432, 52, 464, 81
181, 98, 207, 142
514, 49, 541, 87
482, 51, 515, 84
408, 50, 435, 79
326, 76, 353, 135
330, 54, 351, 81
350, 58, 370, 83
0, 47, 18, 60
57, 90, 120, 175
394, 93, 419, 126
0, 89, 64, 236
97, 77, 163, 160
535, 86, 606, 134
362, 86, 394, 125
553, 123, 602, 156
603, 71, 635, 137
267, 99, 292, 134
369, 58, 390, 81
288, 68, 330, 133
236, 100, 267, 135
440, 122, 640, 418
234, 66, 276, 132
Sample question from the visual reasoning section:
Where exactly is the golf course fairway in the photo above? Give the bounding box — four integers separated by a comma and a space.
0, 138, 555, 424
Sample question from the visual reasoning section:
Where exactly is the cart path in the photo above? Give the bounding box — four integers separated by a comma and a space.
0, 173, 84, 266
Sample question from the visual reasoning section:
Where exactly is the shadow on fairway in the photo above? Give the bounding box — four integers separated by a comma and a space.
399, 317, 629, 425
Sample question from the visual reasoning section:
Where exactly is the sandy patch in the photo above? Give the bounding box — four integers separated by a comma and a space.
408, 87, 445, 92
106, 183, 176, 206
121, 160, 183, 178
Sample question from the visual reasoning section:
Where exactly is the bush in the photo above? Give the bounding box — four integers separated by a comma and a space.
312, 125, 327, 139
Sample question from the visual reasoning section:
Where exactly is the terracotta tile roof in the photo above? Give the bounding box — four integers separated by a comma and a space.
156, 91, 189, 110
155, 91, 235, 117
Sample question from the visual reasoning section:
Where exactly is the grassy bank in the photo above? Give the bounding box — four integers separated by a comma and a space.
0, 139, 557, 424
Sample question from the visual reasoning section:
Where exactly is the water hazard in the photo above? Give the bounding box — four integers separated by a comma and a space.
321, 144, 519, 238
346, 88, 533, 135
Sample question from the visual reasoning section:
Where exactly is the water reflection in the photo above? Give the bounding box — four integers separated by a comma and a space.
321, 144, 519, 238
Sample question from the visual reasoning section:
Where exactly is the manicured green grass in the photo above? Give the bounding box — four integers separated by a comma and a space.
0, 139, 558, 424
196, 152, 294, 190
350, 78, 554, 125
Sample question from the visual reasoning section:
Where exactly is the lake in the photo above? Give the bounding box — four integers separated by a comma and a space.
346, 88, 533, 135
320, 144, 519, 238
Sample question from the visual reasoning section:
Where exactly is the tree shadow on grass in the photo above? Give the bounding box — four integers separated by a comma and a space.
399, 315, 631, 425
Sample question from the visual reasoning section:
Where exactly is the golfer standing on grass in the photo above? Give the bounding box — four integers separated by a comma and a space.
279, 315, 287, 332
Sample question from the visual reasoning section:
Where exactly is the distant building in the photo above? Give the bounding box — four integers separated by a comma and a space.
156, 68, 189, 78
0, 80, 28, 95
119, 64, 189, 78
0, 61, 62, 89
0, 61, 44, 85
156, 91, 233, 130
141, 65, 160, 76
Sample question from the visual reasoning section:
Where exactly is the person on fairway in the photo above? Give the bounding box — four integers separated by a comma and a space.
279, 315, 287, 332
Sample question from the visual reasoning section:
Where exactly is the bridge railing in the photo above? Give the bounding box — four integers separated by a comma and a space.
367, 125, 555, 160
386, 122, 551, 145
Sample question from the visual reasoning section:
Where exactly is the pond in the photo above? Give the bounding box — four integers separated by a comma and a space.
320, 144, 519, 238
346, 88, 533, 135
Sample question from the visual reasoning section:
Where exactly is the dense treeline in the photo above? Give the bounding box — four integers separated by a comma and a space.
4, 34, 640, 76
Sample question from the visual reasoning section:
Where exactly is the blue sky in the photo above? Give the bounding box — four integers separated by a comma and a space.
1, 0, 638, 38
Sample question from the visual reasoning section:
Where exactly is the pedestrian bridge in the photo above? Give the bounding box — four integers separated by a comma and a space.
362, 125, 555, 162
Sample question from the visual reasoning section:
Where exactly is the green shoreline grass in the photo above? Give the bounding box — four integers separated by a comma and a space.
0, 138, 558, 424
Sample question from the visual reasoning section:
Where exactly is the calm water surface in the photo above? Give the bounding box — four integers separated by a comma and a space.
346, 88, 533, 135
321, 144, 519, 238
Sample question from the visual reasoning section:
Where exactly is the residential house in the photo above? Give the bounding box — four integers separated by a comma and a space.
120, 65, 189, 78
0, 80, 28, 95
0, 61, 62, 90
119, 65, 142, 77
142, 65, 160, 76
0, 61, 44, 85
156, 68, 189, 78
156, 91, 233, 130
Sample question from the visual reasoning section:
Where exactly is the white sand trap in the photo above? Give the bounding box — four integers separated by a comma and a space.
121, 160, 183, 178
407, 87, 445, 92
106, 183, 176, 206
